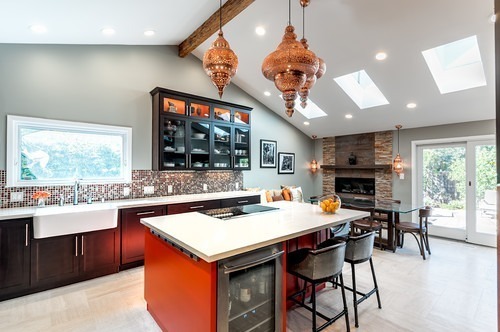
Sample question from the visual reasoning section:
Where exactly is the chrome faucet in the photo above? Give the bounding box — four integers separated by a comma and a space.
73, 180, 80, 205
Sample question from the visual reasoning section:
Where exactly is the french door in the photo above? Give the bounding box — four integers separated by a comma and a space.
415, 138, 496, 247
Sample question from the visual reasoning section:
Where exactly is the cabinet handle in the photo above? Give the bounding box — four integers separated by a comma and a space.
137, 211, 156, 216
75, 236, 78, 257
189, 205, 205, 210
237, 200, 249, 204
81, 235, 84, 256
25, 224, 29, 247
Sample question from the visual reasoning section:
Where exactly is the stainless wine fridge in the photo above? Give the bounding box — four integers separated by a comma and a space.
217, 243, 284, 332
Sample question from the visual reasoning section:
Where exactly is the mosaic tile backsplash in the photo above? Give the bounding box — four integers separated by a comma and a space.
0, 170, 243, 209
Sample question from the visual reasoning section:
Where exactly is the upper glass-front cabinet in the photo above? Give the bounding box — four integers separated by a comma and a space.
151, 87, 252, 171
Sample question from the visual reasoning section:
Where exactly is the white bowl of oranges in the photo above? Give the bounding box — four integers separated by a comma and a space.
319, 194, 341, 214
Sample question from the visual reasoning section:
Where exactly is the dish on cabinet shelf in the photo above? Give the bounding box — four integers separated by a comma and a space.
163, 162, 175, 167
192, 133, 206, 139
164, 147, 175, 152
192, 162, 203, 167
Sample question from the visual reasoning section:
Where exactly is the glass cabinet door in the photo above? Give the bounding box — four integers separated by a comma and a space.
233, 109, 250, 126
162, 118, 186, 169
189, 100, 211, 120
189, 121, 210, 169
213, 124, 231, 169
214, 105, 232, 122
162, 95, 187, 116
234, 127, 250, 169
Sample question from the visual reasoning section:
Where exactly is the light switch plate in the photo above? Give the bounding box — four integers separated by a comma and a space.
144, 186, 155, 195
399, 173, 405, 180
203, 184, 208, 191
167, 185, 173, 194
123, 187, 130, 197
235, 182, 239, 190
10, 192, 24, 202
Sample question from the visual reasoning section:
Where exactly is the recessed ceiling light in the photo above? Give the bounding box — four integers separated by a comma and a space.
345, 114, 353, 119
255, 26, 266, 36
375, 52, 387, 61
490, 14, 497, 23
304, 121, 310, 126
144, 30, 155, 37
264, 91, 271, 96
101, 28, 116, 36
406, 102, 417, 109
30, 24, 47, 34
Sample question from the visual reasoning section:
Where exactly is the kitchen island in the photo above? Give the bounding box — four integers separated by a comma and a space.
140, 201, 368, 331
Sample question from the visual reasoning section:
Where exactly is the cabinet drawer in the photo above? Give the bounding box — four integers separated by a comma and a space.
167, 200, 220, 215
220, 195, 260, 208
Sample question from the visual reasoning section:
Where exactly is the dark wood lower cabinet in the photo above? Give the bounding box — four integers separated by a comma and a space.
0, 218, 31, 300
31, 228, 120, 291
120, 205, 166, 269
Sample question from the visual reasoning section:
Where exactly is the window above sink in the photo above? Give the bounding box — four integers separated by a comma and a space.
6, 115, 132, 187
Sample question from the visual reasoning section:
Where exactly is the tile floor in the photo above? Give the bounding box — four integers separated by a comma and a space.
0, 236, 496, 332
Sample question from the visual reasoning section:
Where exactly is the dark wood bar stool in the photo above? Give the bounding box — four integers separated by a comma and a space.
336, 232, 382, 328
350, 206, 383, 249
287, 240, 350, 332
395, 206, 432, 260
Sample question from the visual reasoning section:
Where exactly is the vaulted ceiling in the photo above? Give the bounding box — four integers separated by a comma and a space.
0, 0, 494, 138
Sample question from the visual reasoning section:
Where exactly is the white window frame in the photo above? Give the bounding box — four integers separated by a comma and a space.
7, 115, 132, 187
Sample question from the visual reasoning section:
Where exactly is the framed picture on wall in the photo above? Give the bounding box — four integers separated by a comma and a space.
278, 152, 295, 174
260, 139, 277, 168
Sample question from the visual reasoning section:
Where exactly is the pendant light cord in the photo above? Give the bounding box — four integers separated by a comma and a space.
302, 4, 305, 39
397, 127, 400, 153
288, 0, 291, 26
219, 0, 222, 31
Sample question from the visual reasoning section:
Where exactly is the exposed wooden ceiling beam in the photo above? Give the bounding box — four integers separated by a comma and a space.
178, 0, 255, 58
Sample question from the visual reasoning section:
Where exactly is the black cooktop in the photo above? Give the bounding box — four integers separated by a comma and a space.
200, 204, 279, 220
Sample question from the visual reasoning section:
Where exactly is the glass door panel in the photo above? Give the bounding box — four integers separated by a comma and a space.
228, 262, 276, 331
234, 127, 250, 169
162, 96, 186, 115
467, 141, 496, 246
189, 102, 210, 119
234, 110, 250, 125
162, 118, 186, 169
214, 106, 231, 122
214, 124, 231, 169
418, 144, 467, 240
190, 121, 210, 169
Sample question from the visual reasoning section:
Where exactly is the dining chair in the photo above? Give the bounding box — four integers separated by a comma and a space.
394, 206, 432, 259
349, 206, 383, 250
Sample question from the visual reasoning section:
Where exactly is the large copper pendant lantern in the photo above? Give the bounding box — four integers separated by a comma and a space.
298, 0, 326, 108
262, 0, 319, 117
203, 0, 238, 98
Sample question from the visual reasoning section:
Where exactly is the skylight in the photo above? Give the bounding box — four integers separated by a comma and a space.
333, 70, 389, 109
422, 35, 486, 94
279, 95, 327, 119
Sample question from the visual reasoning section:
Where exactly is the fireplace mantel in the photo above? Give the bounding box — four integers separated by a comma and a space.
320, 164, 391, 170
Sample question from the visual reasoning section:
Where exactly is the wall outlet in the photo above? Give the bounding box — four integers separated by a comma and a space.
203, 184, 208, 191
10, 192, 24, 202
123, 187, 130, 197
235, 182, 239, 190
144, 186, 155, 195
167, 185, 173, 194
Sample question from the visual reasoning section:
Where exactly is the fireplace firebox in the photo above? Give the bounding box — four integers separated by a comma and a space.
335, 177, 375, 196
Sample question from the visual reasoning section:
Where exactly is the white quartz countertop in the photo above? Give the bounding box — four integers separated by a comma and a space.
140, 201, 369, 263
0, 191, 259, 220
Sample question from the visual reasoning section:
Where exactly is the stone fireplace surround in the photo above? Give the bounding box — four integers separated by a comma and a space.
321, 131, 393, 201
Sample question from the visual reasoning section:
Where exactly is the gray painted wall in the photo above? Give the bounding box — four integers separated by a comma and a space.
0, 44, 315, 198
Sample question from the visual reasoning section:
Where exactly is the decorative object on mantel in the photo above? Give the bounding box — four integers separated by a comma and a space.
348, 152, 357, 165
298, 0, 326, 108
33, 190, 51, 207
261, 0, 319, 117
310, 135, 318, 173
278, 152, 295, 174
203, 0, 238, 98
260, 139, 277, 168
393, 124, 404, 175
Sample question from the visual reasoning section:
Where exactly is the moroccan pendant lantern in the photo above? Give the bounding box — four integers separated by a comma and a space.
261, 0, 319, 117
203, 0, 238, 98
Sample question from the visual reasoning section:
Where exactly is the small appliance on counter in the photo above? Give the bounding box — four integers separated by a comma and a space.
200, 204, 279, 220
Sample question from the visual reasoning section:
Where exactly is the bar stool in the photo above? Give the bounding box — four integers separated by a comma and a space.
342, 232, 382, 328
287, 240, 350, 332
350, 206, 383, 250
395, 206, 432, 260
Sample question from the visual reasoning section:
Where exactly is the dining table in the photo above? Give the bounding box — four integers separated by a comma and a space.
339, 197, 424, 252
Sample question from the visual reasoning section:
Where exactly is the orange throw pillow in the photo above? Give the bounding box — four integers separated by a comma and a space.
272, 195, 284, 201
265, 190, 273, 203
282, 189, 292, 201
